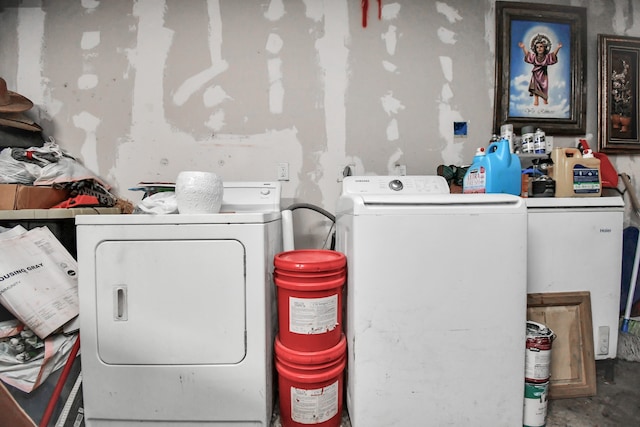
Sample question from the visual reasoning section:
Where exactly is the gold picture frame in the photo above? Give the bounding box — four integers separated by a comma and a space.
494, 2, 587, 135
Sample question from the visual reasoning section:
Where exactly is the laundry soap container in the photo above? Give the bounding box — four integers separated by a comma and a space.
463, 138, 522, 196
550, 147, 601, 197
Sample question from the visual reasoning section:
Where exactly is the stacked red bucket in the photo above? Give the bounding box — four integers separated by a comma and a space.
273, 249, 347, 427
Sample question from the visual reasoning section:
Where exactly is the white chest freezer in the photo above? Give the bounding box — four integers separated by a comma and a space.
526, 196, 624, 361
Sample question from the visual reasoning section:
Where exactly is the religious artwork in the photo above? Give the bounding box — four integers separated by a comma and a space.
494, 2, 587, 135
598, 34, 640, 154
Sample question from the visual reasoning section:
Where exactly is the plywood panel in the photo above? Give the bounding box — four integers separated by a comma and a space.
527, 291, 597, 399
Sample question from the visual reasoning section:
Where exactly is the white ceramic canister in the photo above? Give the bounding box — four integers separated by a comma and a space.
175, 171, 224, 214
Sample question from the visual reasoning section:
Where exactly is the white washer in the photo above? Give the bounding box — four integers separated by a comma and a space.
335, 176, 527, 427
76, 182, 282, 426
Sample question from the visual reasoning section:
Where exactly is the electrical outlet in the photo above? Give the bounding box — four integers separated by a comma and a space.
597, 325, 609, 355
394, 164, 407, 176
277, 162, 289, 181
338, 164, 355, 182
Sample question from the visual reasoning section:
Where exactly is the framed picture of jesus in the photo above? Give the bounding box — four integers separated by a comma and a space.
494, 2, 587, 136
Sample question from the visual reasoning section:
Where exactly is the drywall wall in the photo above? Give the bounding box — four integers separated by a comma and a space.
0, 0, 639, 247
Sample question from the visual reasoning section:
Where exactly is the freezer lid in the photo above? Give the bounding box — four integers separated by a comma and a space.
525, 196, 624, 209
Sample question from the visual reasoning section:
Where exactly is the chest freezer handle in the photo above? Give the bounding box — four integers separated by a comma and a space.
113, 286, 128, 321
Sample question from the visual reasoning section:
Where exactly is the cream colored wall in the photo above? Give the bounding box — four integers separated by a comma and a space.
1, 0, 639, 248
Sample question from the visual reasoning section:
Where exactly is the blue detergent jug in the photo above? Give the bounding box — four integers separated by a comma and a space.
463, 138, 522, 195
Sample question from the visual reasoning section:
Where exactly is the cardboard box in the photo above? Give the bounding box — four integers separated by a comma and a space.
0, 184, 70, 210
0, 381, 36, 427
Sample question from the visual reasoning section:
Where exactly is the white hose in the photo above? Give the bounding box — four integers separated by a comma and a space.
281, 209, 295, 251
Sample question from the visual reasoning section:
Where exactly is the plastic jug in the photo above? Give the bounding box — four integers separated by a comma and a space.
463, 138, 522, 195
550, 147, 601, 197
462, 147, 488, 193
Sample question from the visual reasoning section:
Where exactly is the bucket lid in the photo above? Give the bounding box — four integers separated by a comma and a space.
275, 249, 346, 273
275, 333, 346, 365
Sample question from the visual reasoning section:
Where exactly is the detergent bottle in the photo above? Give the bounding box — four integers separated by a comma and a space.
462, 147, 488, 193
463, 139, 522, 195
485, 138, 522, 195
550, 147, 601, 197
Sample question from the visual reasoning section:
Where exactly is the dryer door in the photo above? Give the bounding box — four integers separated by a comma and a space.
94, 239, 246, 365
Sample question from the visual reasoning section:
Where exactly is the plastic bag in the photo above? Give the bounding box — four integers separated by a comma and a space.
134, 191, 178, 214
0, 148, 41, 184
0, 319, 78, 393
10, 140, 70, 168
0, 140, 70, 184
35, 156, 104, 187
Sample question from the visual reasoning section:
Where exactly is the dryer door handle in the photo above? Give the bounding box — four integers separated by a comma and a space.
113, 285, 128, 321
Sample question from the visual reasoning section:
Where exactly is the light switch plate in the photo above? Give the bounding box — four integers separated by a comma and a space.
597, 325, 609, 355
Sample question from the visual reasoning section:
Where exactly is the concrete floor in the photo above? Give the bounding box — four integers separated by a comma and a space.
271, 359, 640, 427
14, 341, 637, 426
545, 359, 640, 427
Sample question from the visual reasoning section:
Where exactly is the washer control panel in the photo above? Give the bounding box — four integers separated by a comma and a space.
342, 176, 449, 196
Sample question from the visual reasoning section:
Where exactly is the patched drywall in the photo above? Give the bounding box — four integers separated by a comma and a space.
1, 0, 640, 247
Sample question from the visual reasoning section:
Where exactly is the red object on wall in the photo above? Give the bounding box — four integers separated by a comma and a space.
362, 0, 382, 28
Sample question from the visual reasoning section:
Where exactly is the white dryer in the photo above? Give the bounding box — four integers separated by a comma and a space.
76, 182, 282, 426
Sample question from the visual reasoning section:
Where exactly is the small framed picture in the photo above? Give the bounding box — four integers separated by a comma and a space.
598, 34, 640, 154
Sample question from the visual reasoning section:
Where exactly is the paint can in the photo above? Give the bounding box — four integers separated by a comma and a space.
523, 381, 549, 427
521, 125, 535, 153
534, 128, 546, 154
525, 321, 555, 383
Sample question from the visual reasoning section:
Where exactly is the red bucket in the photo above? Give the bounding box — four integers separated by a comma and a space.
274, 250, 346, 351
275, 333, 346, 427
